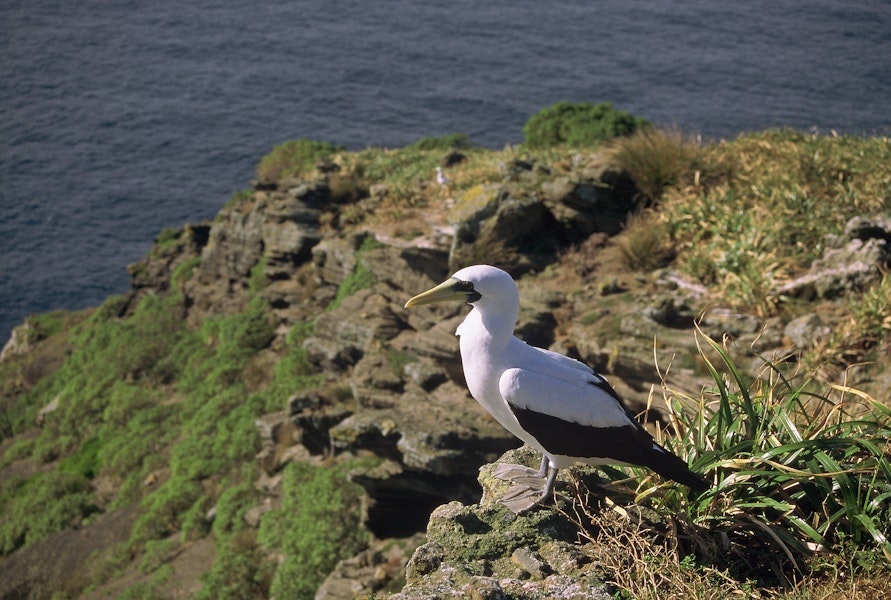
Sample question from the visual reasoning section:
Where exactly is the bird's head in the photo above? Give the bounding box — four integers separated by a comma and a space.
404, 265, 518, 311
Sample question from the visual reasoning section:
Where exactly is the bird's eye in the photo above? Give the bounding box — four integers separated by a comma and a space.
455, 279, 482, 303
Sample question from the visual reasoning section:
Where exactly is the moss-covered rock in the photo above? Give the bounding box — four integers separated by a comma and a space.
394, 447, 613, 600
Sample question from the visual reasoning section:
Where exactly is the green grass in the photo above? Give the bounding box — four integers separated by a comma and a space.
0, 471, 97, 554
327, 235, 383, 310
661, 130, 891, 317
565, 326, 891, 598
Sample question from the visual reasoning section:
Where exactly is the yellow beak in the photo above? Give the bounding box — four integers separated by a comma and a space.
404, 278, 469, 308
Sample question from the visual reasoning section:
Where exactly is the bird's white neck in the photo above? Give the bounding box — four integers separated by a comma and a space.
457, 303, 516, 346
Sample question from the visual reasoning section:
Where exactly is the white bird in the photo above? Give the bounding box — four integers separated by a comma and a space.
435, 166, 451, 186
405, 264, 708, 513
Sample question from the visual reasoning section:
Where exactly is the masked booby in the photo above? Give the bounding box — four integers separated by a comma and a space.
405, 264, 708, 513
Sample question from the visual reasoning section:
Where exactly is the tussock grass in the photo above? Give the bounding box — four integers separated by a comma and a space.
563, 327, 891, 598
606, 128, 702, 203
616, 209, 674, 271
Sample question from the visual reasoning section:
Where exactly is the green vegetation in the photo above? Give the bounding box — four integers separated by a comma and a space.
256, 138, 344, 181
663, 130, 890, 316
257, 458, 376, 599
564, 328, 891, 598
523, 101, 650, 148
0, 470, 97, 554
616, 209, 673, 271
607, 127, 702, 202
327, 235, 383, 310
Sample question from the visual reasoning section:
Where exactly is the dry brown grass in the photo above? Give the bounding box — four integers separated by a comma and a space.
606, 128, 703, 203
616, 209, 674, 272
559, 477, 891, 600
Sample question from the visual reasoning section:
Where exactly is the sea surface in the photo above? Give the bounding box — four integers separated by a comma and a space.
2, 0, 889, 344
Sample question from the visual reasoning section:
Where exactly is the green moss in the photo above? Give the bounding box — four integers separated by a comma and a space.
448, 183, 500, 224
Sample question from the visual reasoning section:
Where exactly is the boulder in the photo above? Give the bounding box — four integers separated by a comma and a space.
784, 314, 830, 350
447, 185, 558, 274
539, 169, 638, 239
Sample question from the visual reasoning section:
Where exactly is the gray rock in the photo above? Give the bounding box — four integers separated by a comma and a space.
700, 308, 762, 339
784, 314, 830, 350
315, 534, 425, 600
776, 216, 891, 300
404, 360, 448, 391
255, 410, 289, 441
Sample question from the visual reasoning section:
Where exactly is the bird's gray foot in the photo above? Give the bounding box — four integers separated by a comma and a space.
493, 462, 548, 487
499, 484, 545, 514
494, 458, 557, 514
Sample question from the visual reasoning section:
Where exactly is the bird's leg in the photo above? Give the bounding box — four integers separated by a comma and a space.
540, 466, 559, 502
536, 455, 549, 479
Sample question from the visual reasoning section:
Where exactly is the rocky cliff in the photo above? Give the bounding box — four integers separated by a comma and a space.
1, 132, 889, 599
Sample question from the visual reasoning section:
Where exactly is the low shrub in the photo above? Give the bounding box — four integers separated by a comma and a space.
408, 133, 473, 151
523, 101, 650, 148
616, 210, 673, 272
607, 128, 702, 202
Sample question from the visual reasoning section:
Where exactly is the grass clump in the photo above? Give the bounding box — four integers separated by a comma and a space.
616, 209, 674, 272
256, 139, 344, 181
607, 128, 702, 202
523, 101, 650, 148
565, 327, 891, 598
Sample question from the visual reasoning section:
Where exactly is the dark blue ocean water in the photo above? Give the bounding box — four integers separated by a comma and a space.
2, 0, 890, 345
